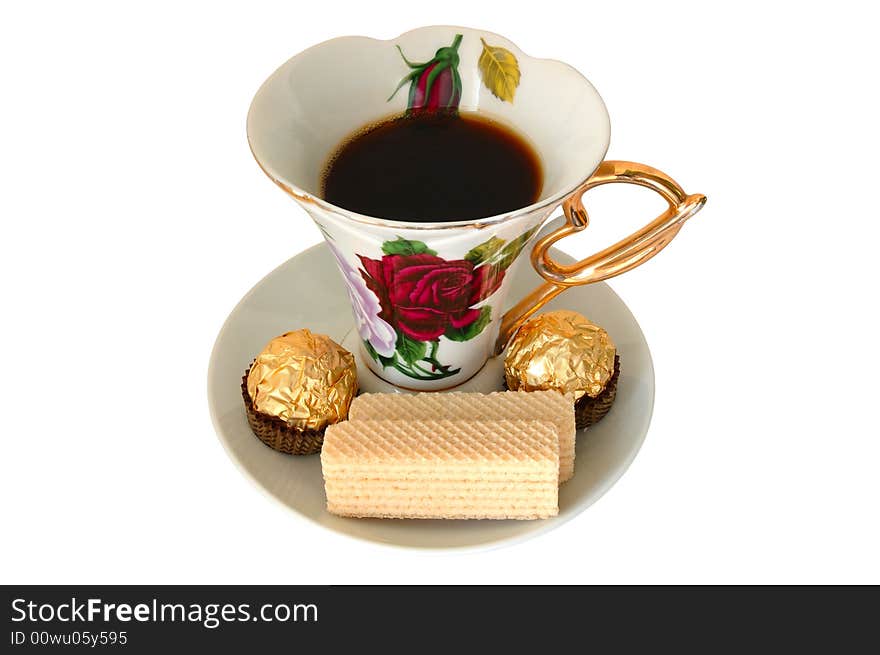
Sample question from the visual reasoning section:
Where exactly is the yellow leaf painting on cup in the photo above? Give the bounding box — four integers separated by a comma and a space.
478, 38, 521, 103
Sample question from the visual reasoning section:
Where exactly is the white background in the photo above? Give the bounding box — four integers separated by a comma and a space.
2, 1, 878, 584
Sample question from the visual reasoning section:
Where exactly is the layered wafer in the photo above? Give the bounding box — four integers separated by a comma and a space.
349, 391, 576, 482
321, 419, 559, 520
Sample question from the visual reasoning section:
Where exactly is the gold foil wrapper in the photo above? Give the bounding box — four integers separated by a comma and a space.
505, 310, 616, 400
246, 329, 357, 431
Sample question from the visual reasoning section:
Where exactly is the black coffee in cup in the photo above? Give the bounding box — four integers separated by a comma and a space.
322, 112, 542, 223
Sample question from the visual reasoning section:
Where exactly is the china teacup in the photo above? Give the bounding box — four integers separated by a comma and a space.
247, 25, 705, 390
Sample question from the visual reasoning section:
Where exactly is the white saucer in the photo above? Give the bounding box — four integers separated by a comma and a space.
207, 241, 654, 551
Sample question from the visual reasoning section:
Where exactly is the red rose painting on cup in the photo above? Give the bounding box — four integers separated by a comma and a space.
354, 231, 535, 380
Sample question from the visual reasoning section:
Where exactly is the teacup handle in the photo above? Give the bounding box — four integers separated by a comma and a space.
496, 160, 706, 354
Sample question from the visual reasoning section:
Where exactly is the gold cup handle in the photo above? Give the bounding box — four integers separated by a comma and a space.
497, 160, 706, 353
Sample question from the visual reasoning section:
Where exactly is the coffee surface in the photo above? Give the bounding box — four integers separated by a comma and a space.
322, 112, 542, 223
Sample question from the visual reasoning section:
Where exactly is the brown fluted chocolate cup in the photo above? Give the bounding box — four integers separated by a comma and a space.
241, 369, 325, 455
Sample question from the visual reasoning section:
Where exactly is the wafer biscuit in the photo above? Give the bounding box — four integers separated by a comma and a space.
349, 391, 575, 482
321, 419, 559, 520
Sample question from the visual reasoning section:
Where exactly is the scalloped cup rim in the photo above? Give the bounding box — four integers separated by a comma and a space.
246, 25, 611, 230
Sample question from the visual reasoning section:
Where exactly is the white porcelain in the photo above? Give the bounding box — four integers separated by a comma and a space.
247, 25, 610, 389
207, 241, 654, 550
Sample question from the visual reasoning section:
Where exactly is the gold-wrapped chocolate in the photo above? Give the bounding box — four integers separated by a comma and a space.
505, 310, 616, 400
246, 329, 357, 431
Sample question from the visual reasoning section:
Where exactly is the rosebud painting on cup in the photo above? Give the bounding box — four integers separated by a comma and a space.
389, 34, 463, 112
